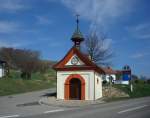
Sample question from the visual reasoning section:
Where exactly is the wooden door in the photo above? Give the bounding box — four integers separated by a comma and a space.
69, 78, 81, 100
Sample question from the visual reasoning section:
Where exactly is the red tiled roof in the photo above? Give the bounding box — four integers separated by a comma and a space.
116, 70, 123, 74
53, 46, 105, 74
102, 67, 117, 74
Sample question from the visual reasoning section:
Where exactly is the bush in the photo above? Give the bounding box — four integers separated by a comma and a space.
102, 80, 108, 85
147, 79, 150, 84
134, 79, 139, 84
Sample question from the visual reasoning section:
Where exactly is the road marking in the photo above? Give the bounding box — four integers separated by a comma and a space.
118, 105, 148, 114
44, 109, 65, 114
0, 115, 20, 118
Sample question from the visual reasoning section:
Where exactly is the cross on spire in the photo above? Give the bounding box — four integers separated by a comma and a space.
76, 14, 80, 30
71, 14, 84, 49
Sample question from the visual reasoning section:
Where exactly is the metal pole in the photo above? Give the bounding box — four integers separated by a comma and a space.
130, 75, 133, 92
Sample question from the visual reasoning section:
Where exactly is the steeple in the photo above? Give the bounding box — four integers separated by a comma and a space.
71, 14, 84, 49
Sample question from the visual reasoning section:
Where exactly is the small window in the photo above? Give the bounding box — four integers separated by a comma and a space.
97, 78, 99, 84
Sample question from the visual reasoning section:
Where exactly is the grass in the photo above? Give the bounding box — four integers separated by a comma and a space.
113, 83, 150, 98
103, 82, 150, 102
129, 84, 150, 97
0, 69, 56, 96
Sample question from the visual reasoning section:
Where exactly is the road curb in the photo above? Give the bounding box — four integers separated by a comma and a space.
39, 97, 105, 108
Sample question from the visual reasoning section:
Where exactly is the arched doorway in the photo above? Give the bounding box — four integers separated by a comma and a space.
69, 78, 81, 100
64, 74, 85, 100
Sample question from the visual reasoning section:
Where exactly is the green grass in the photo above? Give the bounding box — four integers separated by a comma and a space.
130, 84, 150, 97
113, 83, 150, 98
0, 78, 56, 96
103, 83, 150, 102
0, 69, 56, 96
9, 70, 21, 79
8, 68, 56, 80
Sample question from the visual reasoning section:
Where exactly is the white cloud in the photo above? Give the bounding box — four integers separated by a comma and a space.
0, 0, 27, 12
131, 53, 144, 59
0, 40, 22, 48
61, 0, 136, 30
0, 21, 20, 33
49, 42, 62, 47
126, 23, 150, 40
131, 52, 150, 59
0, 38, 34, 48
36, 16, 52, 25
102, 38, 113, 50
0, 21, 38, 34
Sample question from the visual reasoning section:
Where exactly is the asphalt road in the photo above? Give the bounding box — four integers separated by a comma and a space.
0, 88, 64, 118
0, 89, 150, 118
21, 97, 150, 118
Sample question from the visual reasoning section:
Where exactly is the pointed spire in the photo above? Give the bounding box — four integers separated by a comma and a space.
71, 14, 84, 49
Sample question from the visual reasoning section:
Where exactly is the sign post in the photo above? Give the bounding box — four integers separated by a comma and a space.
122, 65, 132, 92
130, 75, 133, 92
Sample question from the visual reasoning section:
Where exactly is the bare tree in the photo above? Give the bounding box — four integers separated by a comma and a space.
0, 48, 14, 68
0, 47, 41, 79
82, 32, 113, 66
14, 49, 40, 79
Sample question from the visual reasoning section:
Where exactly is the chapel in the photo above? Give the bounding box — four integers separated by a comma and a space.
53, 16, 105, 100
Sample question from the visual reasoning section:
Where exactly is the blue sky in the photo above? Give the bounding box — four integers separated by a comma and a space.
0, 0, 150, 77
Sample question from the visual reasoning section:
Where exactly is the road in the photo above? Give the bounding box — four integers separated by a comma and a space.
22, 97, 150, 118
0, 88, 65, 117
0, 89, 150, 118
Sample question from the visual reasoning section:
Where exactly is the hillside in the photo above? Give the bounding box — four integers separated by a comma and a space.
0, 69, 56, 96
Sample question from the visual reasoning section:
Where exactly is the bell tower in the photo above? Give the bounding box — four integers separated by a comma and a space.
71, 14, 84, 49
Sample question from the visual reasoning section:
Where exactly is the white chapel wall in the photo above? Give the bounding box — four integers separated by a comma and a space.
94, 72, 103, 99
57, 70, 95, 100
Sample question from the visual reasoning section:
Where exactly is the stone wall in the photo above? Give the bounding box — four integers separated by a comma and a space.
102, 86, 129, 98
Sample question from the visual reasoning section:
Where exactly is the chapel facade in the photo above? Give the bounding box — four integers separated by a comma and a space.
53, 17, 105, 100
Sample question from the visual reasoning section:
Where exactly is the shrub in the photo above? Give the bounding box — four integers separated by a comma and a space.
134, 79, 139, 84
147, 79, 150, 84
103, 80, 108, 85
